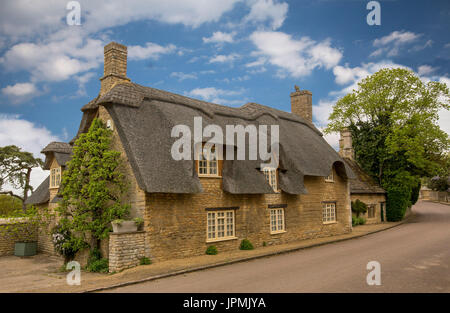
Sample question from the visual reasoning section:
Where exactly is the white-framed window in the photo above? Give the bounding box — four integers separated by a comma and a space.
270, 208, 285, 234
322, 202, 336, 223
198, 145, 219, 176
262, 167, 278, 191
325, 171, 334, 182
50, 167, 61, 189
207, 210, 235, 242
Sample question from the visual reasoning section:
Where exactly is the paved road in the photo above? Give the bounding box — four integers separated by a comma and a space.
107, 201, 450, 292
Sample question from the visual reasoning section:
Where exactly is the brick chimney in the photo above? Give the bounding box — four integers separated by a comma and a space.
290, 85, 312, 123
339, 128, 354, 160
100, 42, 130, 95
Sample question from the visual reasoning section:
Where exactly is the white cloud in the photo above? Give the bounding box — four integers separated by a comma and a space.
417, 65, 437, 76
0, 1, 241, 39
249, 31, 342, 78
244, 0, 288, 30
0, 114, 61, 192
0, 34, 104, 82
128, 42, 176, 60
170, 72, 198, 81
370, 30, 422, 57
0, 1, 243, 99
203, 31, 236, 44
2, 82, 36, 97
209, 53, 240, 63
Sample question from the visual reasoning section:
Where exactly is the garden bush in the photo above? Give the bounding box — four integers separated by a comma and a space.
239, 239, 254, 250
139, 257, 152, 265
205, 245, 218, 255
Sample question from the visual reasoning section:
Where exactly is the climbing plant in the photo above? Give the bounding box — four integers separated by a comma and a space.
56, 118, 130, 260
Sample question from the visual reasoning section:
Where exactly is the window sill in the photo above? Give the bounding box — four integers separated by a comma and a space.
324, 180, 334, 183
206, 236, 237, 243
198, 175, 222, 178
270, 230, 286, 235
322, 221, 337, 225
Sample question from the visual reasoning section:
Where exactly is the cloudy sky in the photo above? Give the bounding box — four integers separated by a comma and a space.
0, 0, 449, 189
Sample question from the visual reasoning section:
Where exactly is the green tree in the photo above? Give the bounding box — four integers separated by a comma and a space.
0, 145, 43, 212
0, 194, 22, 216
325, 68, 449, 221
56, 118, 130, 259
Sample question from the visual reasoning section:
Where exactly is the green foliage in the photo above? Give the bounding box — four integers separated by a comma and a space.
262, 241, 267, 247
0, 195, 23, 217
86, 248, 109, 273
134, 217, 144, 230
410, 180, 421, 205
351, 199, 368, 217
0, 145, 43, 212
56, 118, 130, 259
384, 171, 416, 221
1, 205, 53, 243
239, 239, 254, 250
352, 216, 366, 226
428, 176, 449, 192
51, 224, 82, 260
325, 68, 449, 221
205, 245, 218, 255
139, 257, 152, 265
87, 259, 109, 273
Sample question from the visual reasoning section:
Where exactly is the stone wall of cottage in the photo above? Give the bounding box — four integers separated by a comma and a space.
144, 166, 351, 262
0, 218, 38, 256
109, 231, 145, 272
350, 194, 386, 224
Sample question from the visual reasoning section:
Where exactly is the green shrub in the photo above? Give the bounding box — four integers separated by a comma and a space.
86, 258, 109, 273
410, 180, 421, 205
86, 248, 109, 273
352, 216, 366, 226
351, 199, 368, 217
262, 241, 267, 247
205, 245, 218, 255
240, 239, 254, 250
134, 217, 144, 230
139, 257, 152, 265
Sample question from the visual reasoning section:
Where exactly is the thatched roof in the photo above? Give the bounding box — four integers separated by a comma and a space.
74, 82, 355, 194
24, 176, 50, 205
343, 157, 385, 194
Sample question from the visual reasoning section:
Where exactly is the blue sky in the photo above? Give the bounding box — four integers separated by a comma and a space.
0, 0, 449, 188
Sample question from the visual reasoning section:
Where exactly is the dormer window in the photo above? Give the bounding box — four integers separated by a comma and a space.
197, 145, 219, 177
262, 167, 279, 192
50, 167, 61, 189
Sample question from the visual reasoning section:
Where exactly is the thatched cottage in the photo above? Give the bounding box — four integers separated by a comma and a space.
27, 42, 367, 272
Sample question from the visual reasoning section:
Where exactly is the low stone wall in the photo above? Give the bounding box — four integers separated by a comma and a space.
108, 231, 145, 272
0, 218, 38, 256
420, 190, 449, 203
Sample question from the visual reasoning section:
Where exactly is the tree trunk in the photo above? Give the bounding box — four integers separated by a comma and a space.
22, 168, 32, 213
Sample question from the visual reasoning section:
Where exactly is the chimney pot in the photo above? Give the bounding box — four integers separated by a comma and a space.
290, 86, 312, 123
